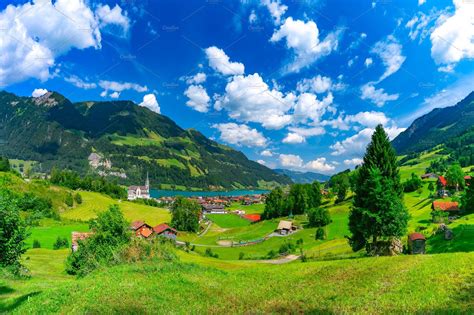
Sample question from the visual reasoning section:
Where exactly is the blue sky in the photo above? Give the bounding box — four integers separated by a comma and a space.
1, 0, 473, 174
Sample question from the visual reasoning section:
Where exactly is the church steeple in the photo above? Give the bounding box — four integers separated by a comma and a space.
145, 172, 150, 189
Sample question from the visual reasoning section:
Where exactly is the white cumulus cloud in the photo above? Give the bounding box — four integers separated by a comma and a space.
99, 80, 148, 97
360, 83, 399, 107
282, 133, 305, 144
184, 85, 210, 113
214, 73, 296, 130
371, 35, 406, 81
139, 94, 160, 114
32, 88, 48, 98
261, 149, 274, 157
205, 46, 245, 76
262, 0, 288, 25
213, 123, 268, 148
344, 158, 363, 166
270, 17, 340, 73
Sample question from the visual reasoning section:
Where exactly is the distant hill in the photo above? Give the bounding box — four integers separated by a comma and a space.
392, 91, 474, 154
274, 169, 330, 183
0, 91, 291, 189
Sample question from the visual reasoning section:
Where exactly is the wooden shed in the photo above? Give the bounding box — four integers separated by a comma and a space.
408, 233, 426, 254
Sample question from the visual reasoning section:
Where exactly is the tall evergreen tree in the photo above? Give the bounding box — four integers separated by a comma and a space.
287, 184, 309, 215
348, 125, 409, 254
306, 181, 322, 209
461, 178, 474, 213
263, 187, 285, 219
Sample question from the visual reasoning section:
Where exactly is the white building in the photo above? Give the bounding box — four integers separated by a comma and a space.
128, 173, 151, 200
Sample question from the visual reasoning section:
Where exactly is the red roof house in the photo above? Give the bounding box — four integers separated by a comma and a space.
465, 176, 472, 186
71, 232, 93, 252
243, 214, 261, 223
432, 201, 460, 212
408, 232, 426, 242
438, 176, 447, 187
153, 224, 177, 240
131, 221, 154, 238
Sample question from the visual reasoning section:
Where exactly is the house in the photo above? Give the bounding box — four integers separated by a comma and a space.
276, 220, 294, 235
421, 173, 438, 180
407, 233, 426, 254
71, 231, 93, 252
243, 214, 261, 223
465, 175, 472, 186
153, 223, 177, 240
131, 220, 154, 238
128, 173, 151, 200
438, 176, 447, 187
432, 201, 460, 213
202, 204, 226, 214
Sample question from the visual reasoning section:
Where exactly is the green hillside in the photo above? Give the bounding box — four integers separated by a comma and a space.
0, 91, 291, 190
2, 249, 473, 313
392, 91, 474, 154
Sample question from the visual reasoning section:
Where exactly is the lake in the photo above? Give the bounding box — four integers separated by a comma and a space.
151, 189, 269, 198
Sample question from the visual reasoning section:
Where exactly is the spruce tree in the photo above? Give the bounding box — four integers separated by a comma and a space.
348, 125, 409, 254
263, 187, 285, 219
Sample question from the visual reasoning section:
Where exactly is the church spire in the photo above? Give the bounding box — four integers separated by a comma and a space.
145, 172, 150, 189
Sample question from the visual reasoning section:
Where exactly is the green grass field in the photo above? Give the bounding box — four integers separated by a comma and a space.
61, 191, 170, 226
206, 214, 251, 228
2, 249, 472, 314
227, 202, 265, 214
27, 221, 89, 250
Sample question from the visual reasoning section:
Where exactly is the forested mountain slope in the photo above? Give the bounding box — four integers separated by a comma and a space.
0, 91, 291, 189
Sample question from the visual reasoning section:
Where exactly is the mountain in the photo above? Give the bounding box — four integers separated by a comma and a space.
274, 169, 330, 183
0, 91, 292, 189
392, 91, 474, 154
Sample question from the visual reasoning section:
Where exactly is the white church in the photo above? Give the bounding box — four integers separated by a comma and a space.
127, 173, 151, 200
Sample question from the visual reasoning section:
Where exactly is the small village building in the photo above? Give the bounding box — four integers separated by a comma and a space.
465, 175, 472, 186
153, 224, 177, 240
202, 204, 226, 214
131, 220, 154, 238
276, 220, 294, 235
432, 201, 460, 213
407, 233, 426, 254
71, 231, 93, 252
243, 214, 261, 223
437, 176, 447, 187
128, 174, 151, 200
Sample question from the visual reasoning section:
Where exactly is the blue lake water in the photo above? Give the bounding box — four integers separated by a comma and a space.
151, 189, 269, 198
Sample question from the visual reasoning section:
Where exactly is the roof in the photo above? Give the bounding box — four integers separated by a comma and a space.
277, 220, 293, 230
128, 186, 149, 191
408, 232, 426, 241
131, 220, 146, 230
153, 223, 177, 234
432, 201, 459, 211
421, 173, 438, 178
438, 176, 447, 186
140, 227, 153, 238
71, 232, 93, 246
243, 214, 261, 222
465, 176, 472, 180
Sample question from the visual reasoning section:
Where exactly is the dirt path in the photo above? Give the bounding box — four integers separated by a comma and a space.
257, 255, 300, 264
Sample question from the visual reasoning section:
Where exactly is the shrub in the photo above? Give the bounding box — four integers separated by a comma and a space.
32, 240, 41, 249
279, 241, 295, 255
65, 193, 74, 207
53, 237, 69, 250
204, 248, 219, 258
316, 227, 325, 240
238, 252, 245, 260
266, 250, 277, 259
74, 193, 83, 205
307, 207, 331, 227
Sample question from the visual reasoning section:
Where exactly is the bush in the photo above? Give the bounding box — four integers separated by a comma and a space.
307, 207, 331, 227
53, 237, 69, 250
279, 241, 295, 255
266, 250, 277, 259
65, 205, 131, 276
65, 193, 74, 207
204, 248, 219, 258
74, 193, 83, 205
403, 173, 423, 193
238, 252, 245, 260
315, 227, 325, 240
32, 240, 41, 249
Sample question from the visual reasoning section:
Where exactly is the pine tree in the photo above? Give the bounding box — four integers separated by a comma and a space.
348, 125, 409, 254
462, 178, 474, 213
263, 187, 285, 219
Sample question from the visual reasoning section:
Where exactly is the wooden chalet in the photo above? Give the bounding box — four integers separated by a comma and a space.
131, 220, 154, 238
153, 224, 178, 240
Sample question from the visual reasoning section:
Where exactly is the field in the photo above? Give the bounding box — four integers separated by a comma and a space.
1, 249, 473, 314
206, 214, 251, 228
27, 220, 89, 249
227, 202, 265, 214
61, 191, 171, 226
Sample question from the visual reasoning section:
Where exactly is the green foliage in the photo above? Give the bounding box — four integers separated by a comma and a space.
0, 189, 29, 272
53, 237, 69, 250
32, 239, 41, 249
307, 207, 331, 227
426, 158, 449, 174
65, 193, 74, 207
349, 125, 409, 254
204, 248, 219, 258
16, 192, 56, 220
287, 184, 309, 215
403, 173, 423, 193
74, 193, 83, 204
170, 196, 200, 232
278, 241, 295, 255
445, 164, 465, 190
50, 169, 127, 200
66, 205, 131, 276
262, 187, 285, 219
461, 178, 474, 213
428, 182, 435, 195
0, 156, 10, 172
315, 227, 325, 240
